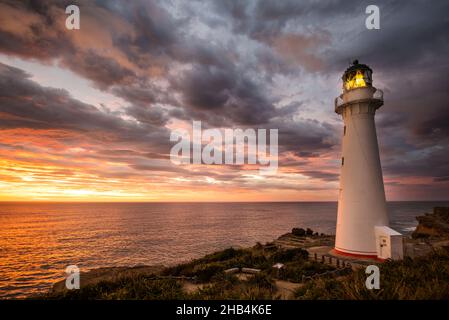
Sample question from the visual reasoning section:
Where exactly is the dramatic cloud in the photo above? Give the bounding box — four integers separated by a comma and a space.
0, 62, 169, 146
0, 0, 448, 200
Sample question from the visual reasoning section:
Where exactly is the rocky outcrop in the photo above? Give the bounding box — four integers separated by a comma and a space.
412, 207, 449, 239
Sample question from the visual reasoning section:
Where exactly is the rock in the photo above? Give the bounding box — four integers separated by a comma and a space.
412, 207, 449, 239
292, 228, 306, 236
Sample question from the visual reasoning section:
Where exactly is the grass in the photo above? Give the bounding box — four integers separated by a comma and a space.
45, 276, 187, 300
294, 247, 449, 300
269, 260, 335, 283
190, 273, 277, 300
42, 245, 324, 299
161, 246, 307, 283
41, 245, 449, 300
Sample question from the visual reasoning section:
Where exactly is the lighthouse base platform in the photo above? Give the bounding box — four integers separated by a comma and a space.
335, 226, 404, 261
305, 246, 382, 270
331, 248, 383, 261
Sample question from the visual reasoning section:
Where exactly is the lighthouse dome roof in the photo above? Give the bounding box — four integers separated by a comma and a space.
343, 60, 372, 78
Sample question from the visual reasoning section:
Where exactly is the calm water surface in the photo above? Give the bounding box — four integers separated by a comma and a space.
0, 201, 447, 298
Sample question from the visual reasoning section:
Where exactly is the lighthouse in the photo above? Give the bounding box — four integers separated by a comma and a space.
334, 60, 403, 260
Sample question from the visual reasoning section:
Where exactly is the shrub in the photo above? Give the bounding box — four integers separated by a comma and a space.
202, 247, 240, 262
193, 263, 224, 282
44, 276, 187, 300
271, 248, 308, 263
292, 228, 306, 236
162, 247, 246, 277
273, 261, 334, 283
294, 248, 449, 299
192, 273, 276, 300
248, 273, 275, 289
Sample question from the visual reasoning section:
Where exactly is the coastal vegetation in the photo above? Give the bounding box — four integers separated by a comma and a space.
42, 211, 449, 300
295, 247, 449, 299
42, 245, 449, 300
43, 238, 333, 300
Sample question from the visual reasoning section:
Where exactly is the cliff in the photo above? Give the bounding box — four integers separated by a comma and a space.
412, 207, 449, 239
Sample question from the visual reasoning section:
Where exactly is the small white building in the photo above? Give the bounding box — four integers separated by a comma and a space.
375, 226, 404, 260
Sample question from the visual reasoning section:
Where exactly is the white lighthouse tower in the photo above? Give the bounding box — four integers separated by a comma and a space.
334, 60, 403, 260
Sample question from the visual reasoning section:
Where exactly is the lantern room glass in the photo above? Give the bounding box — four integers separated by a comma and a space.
343, 69, 372, 91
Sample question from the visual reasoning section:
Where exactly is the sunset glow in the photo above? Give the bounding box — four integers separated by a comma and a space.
0, 1, 448, 202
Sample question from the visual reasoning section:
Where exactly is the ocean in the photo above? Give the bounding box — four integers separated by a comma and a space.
0, 201, 447, 298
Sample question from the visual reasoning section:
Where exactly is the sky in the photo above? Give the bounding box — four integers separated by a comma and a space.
0, 0, 448, 202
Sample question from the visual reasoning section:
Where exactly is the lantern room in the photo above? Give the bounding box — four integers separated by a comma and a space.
342, 60, 373, 91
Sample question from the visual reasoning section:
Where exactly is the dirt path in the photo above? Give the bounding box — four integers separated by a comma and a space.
274, 280, 303, 299
183, 281, 205, 294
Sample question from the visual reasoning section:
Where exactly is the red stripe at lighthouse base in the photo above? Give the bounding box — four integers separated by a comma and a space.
332, 248, 385, 261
